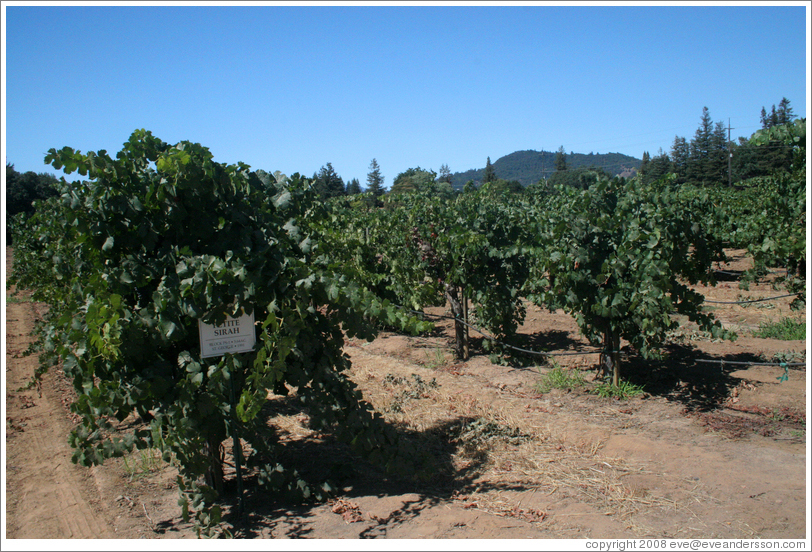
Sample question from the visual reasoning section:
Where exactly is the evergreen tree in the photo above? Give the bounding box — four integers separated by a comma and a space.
555, 146, 568, 171
642, 149, 671, 185
760, 107, 769, 129
731, 136, 764, 181
365, 158, 385, 198
777, 97, 795, 125
312, 162, 346, 199
639, 151, 651, 176
483, 157, 496, 183
687, 107, 714, 185
710, 120, 729, 185
670, 136, 690, 184
753, 99, 796, 175
346, 177, 362, 195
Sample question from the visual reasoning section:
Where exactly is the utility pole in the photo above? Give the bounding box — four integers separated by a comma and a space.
728, 118, 734, 187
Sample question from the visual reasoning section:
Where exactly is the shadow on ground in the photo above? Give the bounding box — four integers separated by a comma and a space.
621, 344, 767, 411
201, 394, 527, 538
453, 329, 597, 368
178, 325, 795, 537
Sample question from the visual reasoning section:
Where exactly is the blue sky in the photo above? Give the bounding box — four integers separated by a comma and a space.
3, 2, 809, 189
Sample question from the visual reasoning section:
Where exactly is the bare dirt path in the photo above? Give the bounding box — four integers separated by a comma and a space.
3, 247, 808, 541
5, 285, 115, 538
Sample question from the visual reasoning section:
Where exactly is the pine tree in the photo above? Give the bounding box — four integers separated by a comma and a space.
710, 120, 729, 185
642, 149, 672, 185
483, 157, 496, 183
639, 151, 651, 176
687, 107, 714, 185
312, 162, 346, 199
670, 136, 690, 184
731, 136, 763, 181
755, 100, 795, 174
365, 158, 384, 198
555, 146, 568, 171
769, 105, 778, 128
777, 98, 795, 125
346, 177, 362, 195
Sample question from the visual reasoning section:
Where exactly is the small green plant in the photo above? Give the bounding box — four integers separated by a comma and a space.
753, 317, 805, 340
5, 293, 32, 304
122, 448, 163, 481
769, 409, 787, 422
424, 347, 446, 369
536, 362, 587, 393
593, 380, 645, 400
789, 429, 805, 440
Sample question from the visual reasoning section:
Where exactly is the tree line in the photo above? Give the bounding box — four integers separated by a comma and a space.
639, 98, 798, 187
5, 163, 60, 217
308, 97, 800, 199
5, 164, 61, 243
6, 97, 798, 223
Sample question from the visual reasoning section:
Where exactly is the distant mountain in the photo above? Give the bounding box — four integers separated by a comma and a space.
449, 150, 641, 189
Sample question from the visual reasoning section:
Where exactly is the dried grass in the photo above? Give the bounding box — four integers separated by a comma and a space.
252, 346, 705, 535
344, 349, 693, 523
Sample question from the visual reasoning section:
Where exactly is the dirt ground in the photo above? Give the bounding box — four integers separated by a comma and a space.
4, 248, 809, 543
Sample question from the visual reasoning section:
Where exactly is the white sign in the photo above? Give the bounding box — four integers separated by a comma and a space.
198, 311, 256, 358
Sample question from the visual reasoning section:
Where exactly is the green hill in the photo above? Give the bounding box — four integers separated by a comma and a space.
450, 150, 641, 189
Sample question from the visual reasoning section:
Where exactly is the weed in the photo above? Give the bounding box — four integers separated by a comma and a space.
769, 409, 786, 422
593, 380, 645, 401
536, 362, 586, 394
753, 318, 805, 341
424, 348, 446, 369
122, 448, 163, 481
